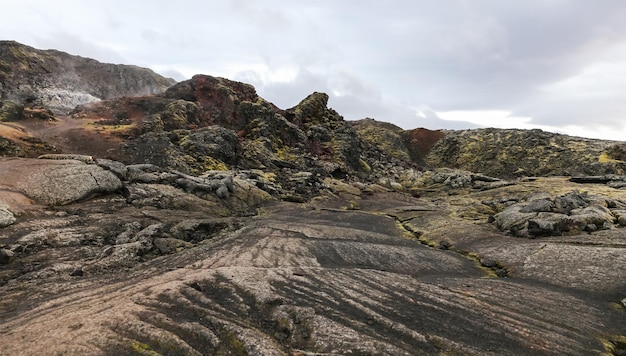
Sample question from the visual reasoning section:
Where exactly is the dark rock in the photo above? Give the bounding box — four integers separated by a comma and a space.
438, 240, 451, 250
480, 258, 498, 268
553, 191, 589, 214
570, 176, 612, 184
170, 219, 230, 242
495, 268, 508, 278
584, 224, 598, 232
520, 198, 554, 213
69, 268, 84, 277
96, 159, 128, 180
528, 218, 561, 237
0, 248, 14, 264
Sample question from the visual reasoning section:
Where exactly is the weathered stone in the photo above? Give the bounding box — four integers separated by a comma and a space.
569, 205, 614, 227
0, 248, 14, 264
520, 198, 554, 213
170, 219, 231, 242
554, 191, 589, 214
154, 238, 193, 254
38, 154, 95, 164
215, 185, 230, 199
0, 158, 122, 205
0, 41, 175, 112
612, 210, 626, 226
0, 208, 16, 227
96, 159, 128, 180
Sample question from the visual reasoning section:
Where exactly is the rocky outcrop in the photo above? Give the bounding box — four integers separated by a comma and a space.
1, 176, 625, 355
493, 190, 625, 237
0, 156, 122, 205
425, 128, 626, 178
0, 207, 16, 227
0, 41, 175, 113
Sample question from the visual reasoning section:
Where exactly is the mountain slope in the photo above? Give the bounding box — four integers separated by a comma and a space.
0, 40, 175, 112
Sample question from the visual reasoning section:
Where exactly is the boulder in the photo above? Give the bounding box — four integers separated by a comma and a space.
0, 207, 16, 227
0, 248, 14, 264
495, 191, 619, 236
0, 158, 122, 205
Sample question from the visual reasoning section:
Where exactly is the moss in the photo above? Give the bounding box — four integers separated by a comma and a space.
0, 101, 24, 121
464, 252, 499, 278
129, 341, 160, 356
417, 234, 439, 248
358, 158, 371, 173
599, 152, 624, 163
346, 200, 360, 210
353, 124, 411, 162
610, 302, 625, 312
276, 145, 298, 162
216, 329, 247, 356
601, 335, 626, 356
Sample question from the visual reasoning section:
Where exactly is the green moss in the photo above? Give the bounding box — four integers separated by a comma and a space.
216, 329, 247, 356
346, 200, 360, 210
353, 125, 411, 162
464, 252, 499, 278
129, 341, 159, 356
610, 302, 625, 312
358, 158, 371, 172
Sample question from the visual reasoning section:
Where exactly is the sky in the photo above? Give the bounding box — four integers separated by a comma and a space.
2, 0, 626, 140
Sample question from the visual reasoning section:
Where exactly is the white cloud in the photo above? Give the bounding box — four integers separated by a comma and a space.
2, 1, 626, 140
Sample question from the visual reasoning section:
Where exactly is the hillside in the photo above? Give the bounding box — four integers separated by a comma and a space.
1, 42, 625, 355
0, 40, 175, 112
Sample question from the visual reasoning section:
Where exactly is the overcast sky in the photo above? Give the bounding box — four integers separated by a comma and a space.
2, 1, 626, 140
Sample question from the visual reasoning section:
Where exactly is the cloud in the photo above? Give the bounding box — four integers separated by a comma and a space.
33, 32, 129, 64
244, 67, 475, 130
2, 1, 626, 139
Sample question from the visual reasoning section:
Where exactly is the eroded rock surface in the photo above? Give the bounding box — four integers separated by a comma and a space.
0, 157, 122, 205
0, 41, 175, 112
1, 170, 625, 355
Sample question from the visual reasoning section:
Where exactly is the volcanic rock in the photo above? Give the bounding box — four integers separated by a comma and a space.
0, 41, 175, 112
0, 157, 122, 205
1, 42, 626, 356
0, 207, 16, 227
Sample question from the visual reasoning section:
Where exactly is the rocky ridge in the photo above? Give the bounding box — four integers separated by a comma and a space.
1, 42, 626, 355
0, 41, 175, 113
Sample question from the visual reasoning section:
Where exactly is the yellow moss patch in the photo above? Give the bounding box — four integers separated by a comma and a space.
358, 158, 371, 172
601, 335, 626, 356
599, 152, 624, 163
130, 341, 159, 356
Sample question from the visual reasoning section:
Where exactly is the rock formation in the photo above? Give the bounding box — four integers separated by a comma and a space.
1, 42, 625, 355
0, 40, 175, 113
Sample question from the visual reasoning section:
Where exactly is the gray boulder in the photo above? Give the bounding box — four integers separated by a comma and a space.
0, 158, 123, 205
0, 208, 16, 227
495, 191, 618, 237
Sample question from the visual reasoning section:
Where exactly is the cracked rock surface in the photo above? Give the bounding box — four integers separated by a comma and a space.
0, 157, 122, 206
1, 170, 625, 355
